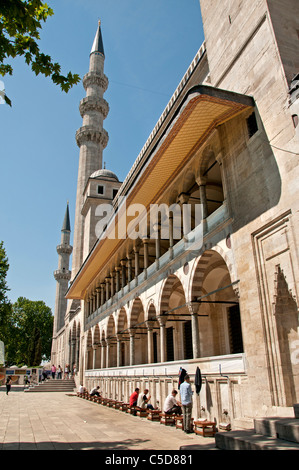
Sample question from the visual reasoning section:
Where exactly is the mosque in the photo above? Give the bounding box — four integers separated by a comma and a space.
51, 0, 299, 429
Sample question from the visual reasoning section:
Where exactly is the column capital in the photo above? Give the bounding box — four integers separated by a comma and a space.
145, 320, 154, 330
187, 301, 201, 315
157, 315, 168, 327
178, 192, 190, 204
196, 175, 207, 186
128, 327, 136, 337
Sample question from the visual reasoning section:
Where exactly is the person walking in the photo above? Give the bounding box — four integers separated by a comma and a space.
6, 376, 12, 395
51, 364, 56, 380
57, 365, 62, 379
179, 374, 193, 433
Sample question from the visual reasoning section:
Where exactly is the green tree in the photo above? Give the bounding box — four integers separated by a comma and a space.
0, 0, 80, 105
9, 297, 53, 366
0, 241, 12, 352
27, 326, 42, 366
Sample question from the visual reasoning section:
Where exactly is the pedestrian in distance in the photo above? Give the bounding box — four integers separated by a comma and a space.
51, 364, 56, 379
57, 365, 62, 379
6, 376, 12, 395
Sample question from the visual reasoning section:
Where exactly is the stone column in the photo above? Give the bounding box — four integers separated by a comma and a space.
196, 176, 208, 219
129, 329, 135, 366
100, 283, 105, 306
169, 213, 174, 258
188, 302, 200, 359
101, 340, 106, 369
121, 260, 126, 288
116, 334, 122, 368
178, 193, 191, 238
127, 255, 132, 284
153, 223, 161, 269
106, 339, 110, 369
145, 321, 154, 364
115, 267, 121, 293
105, 277, 110, 302
110, 272, 115, 298
134, 245, 140, 279
142, 238, 149, 278
216, 151, 227, 201
157, 316, 167, 363
96, 287, 100, 310
92, 345, 97, 370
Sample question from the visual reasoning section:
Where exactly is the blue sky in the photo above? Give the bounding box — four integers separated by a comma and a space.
0, 0, 204, 312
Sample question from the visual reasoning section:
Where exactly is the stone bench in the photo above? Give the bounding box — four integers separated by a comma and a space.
159, 413, 175, 426
147, 409, 161, 421
194, 420, 217, 437
174, 415, 194, 430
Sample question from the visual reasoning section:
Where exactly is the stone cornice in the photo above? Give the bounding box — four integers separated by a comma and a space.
83, 71, 108, 92
54, 269, 72, 281
79, 96, 109, 119
56, 244, 73, 255
76, 126, 109, 148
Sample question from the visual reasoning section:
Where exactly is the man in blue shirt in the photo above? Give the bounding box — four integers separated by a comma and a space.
179, 374, 193, 433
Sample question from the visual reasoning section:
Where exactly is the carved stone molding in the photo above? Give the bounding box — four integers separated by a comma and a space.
76, 126, 109, 148
79, 96, 109, 119
54, 269, 71, 281
83, 71, 108, 92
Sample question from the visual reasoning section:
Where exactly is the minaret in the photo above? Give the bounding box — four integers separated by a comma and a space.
53, 203, 73, 333
71, 20, 109, 278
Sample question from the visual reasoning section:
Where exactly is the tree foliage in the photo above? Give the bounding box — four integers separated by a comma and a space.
0, 241, 12, 356
8, 297, 53, 366
0, 0, 80, 105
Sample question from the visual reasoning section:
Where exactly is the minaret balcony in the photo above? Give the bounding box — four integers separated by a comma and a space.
54, 269, 71, 281
83, 71, 108, 92
79, 96, 109, 119
76, 126, 109, 148
56, 244, 73, 255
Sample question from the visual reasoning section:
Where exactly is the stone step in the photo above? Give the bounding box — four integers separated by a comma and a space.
254, 417, 299, 445
25, 379, 76, 392
215, 430, 299, 450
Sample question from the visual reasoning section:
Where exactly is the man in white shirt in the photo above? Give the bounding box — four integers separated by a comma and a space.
137, 389, 155, 410
163, 389, 182, 415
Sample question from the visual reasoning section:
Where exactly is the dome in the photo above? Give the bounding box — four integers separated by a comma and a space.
90, 168, 119, 181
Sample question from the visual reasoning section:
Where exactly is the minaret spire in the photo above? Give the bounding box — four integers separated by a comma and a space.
71, 21, 109, 278
91, 20, 105, 56
52, 203, 73, 336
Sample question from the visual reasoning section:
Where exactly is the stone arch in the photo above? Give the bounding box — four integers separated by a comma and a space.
146, 299, 157, 321
93, 324, 101, 346
130, 297, 145, 327
86, 329, 93, 370
116, 307, 128, 333
190, 248, 242, 358
159, 273, 187, 315
189, 247, 236, 302
130, 297, 147, 365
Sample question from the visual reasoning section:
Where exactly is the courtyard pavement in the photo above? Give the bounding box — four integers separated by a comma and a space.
0, 386, 217, 451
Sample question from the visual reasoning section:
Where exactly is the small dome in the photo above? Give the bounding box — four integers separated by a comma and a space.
90, 168, 119, 181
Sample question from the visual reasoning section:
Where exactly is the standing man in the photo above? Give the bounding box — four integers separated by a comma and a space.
179, 374, 193, 433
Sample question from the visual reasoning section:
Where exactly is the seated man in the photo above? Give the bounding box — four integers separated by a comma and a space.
129, 388, 140, 407
163, 389, 182, 415
78, 384, 85, 394
137, 389, 155, 410
90, 385, 101, 397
